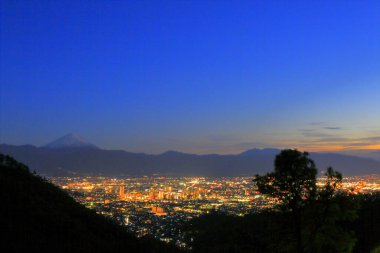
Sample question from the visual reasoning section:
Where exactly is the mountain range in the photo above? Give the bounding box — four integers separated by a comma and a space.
1, 133, 380, 177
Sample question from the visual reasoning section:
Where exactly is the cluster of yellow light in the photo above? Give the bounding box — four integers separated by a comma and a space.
51, 175, 380, 219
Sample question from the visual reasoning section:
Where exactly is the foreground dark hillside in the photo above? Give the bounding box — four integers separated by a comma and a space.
352, 194, 380, 253
184, 195, 380, 253
185, 149, 380, 253
0, 154, 179, 253
2, 152, 380, 253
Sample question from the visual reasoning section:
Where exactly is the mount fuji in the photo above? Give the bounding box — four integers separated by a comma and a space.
1, 134, 380, 176
43, 133, 99, 149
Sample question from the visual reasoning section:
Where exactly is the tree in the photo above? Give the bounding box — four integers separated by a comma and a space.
253, 149, 357, 253
254, 149, 317, 211
352, 192, 380, 253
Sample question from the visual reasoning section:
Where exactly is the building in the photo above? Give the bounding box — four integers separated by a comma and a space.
151, 206, 167, 216
119, 185, 125, 199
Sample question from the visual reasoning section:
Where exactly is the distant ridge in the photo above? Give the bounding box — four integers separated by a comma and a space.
43, 133, 99, 149
239, 148, 280, 156
1, 144, 380, 177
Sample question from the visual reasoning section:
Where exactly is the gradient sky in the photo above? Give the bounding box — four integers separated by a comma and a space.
1, 0, 380, 154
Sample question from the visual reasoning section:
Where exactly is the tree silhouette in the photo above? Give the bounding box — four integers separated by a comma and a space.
253, 149, 357, 253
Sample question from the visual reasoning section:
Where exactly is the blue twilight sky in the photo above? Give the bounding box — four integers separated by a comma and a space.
1, 0, 380, 154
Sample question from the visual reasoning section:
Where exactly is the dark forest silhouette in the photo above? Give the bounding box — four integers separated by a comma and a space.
1, 152, 380, 252
185, 150, 380, 253
0, 154, 179, 253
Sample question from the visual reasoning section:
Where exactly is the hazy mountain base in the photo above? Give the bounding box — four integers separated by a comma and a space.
1, 145, 380, 177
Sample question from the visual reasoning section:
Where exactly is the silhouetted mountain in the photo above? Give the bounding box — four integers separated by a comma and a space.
372, 150, 380, 161
239, 148, 280, 156
310, 152, 380, 175
0, 154, 179, 253
339, 149, 380, 162
1, 144, 379, 176
44, 133, 99, 149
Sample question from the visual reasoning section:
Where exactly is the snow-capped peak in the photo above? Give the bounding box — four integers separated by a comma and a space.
43, 133, 99, 149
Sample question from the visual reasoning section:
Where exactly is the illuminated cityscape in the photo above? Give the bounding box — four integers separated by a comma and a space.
49, 175, 380, 246
2, 0, 380, 251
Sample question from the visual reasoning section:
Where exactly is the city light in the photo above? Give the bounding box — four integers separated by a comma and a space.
49, 175, 380, 246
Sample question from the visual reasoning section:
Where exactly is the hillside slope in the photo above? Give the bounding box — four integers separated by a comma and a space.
0, 154, 179, 253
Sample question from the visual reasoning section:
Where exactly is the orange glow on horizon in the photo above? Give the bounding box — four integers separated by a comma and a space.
294, 144, 380, 153
343, 144, 380, 151
189, 143, 380, 155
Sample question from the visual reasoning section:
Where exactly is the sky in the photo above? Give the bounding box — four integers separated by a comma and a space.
1, 0, 380, 154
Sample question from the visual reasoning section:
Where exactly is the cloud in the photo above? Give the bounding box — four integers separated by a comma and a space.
296, 134, 380, 150
298, 128, 314, 132
298, 129, 335, 138
315, 136, 350, 142
362, 136, 380, 142
324, 127, 342, 130
308, 122, 325, 126
296, 124, 380, 151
